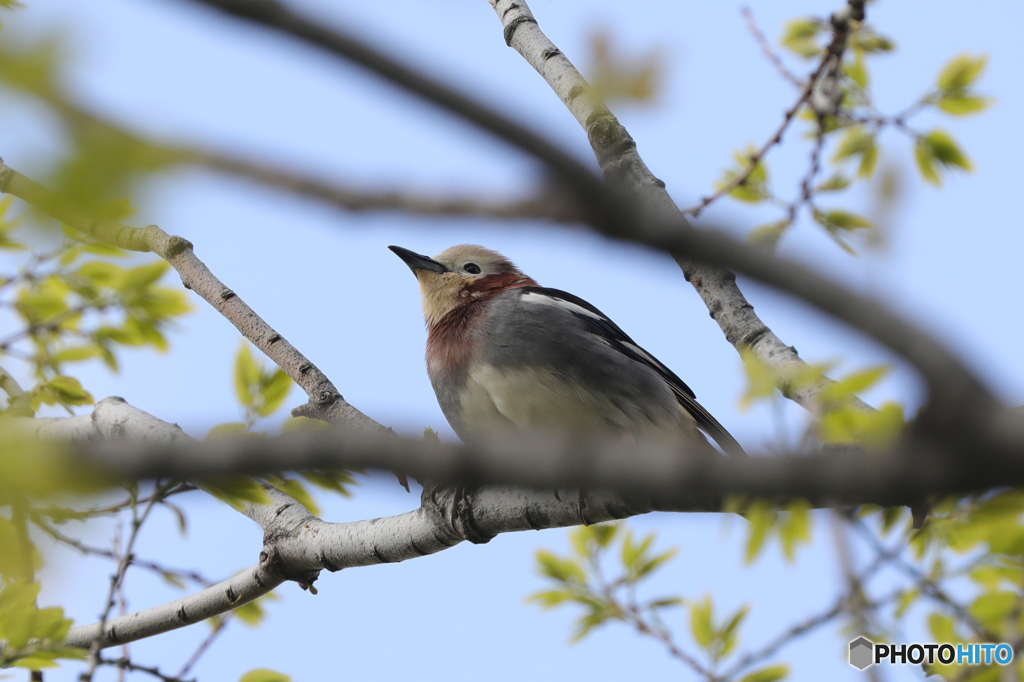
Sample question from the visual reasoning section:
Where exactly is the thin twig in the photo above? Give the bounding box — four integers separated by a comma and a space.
742, 7, 803, 88
176, 616, 230, 679
847, 516, 999, 642
35, 520, 214, 587
681, 11, 843, 218
100, 657, 190, 682
80, 481, 175, 682
719, 546, 892, 679
830, 511, 885, 682
785, 120, 828, 228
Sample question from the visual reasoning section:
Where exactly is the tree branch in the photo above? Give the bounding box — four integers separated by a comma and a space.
187, 147, 583, 223
64, 562, 283, 649
171, 0, 995, 429
489, 0, 869, 418
0, 159, 386, 434
73, 414, 1024, 508
47, 94, 585, 224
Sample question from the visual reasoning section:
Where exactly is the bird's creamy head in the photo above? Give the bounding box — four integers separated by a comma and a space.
389, 244, 536, 326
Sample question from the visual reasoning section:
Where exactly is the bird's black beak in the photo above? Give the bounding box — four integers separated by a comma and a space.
388, 245, 450, 275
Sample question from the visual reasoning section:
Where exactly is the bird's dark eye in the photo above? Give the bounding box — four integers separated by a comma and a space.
463, 263, 481, 274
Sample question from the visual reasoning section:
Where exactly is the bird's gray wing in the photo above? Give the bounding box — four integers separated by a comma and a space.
517, 287, 746, 457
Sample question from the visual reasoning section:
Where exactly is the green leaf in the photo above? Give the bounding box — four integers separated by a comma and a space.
938, 53, 987, 92
569, 604, 618, 643
719, 604, 750, 658
927, 130, 972, 169
970, 590, 1017, 627
894, 588, 919, 618
137, 288, 191, 319
937, 92, 992, 116
970, 565, 1020, 589
820, 365, 889, 403
778, 500, 811, 561
880, 506, 906, 535
816, 174, 850, 192
845, 52, 868, 89
690, 596, 714, 649
747, 221, 789, 250
76, 261, 125, 288
204, 476, 270, 510
82, 242, 128, 258
620, 530, 653, 572
535, 550, 586, 585
205, 422, 248, 439
780, 18, 823, 59
716, 146, 770, 204
818, 401, 904, 447
120, 260, 168, 291
849, 28, 895, 54
739, 350, 777, 409
744, 502, 778, 563
526, 589, 571, 609
914, 137, 939, 185
158, 571, 186, 590
0, 583, 74, 656
928, 613, 957, 643
31, 375, 94, 409
234, 342, 259, 408
239, 669, 291, 682
52, 345, 101, 365
635, 548, 677, 580
300, 470, 356, 497
740, 664, 790, 682
234, 600, 268, 628
822, 210, 872, 230
256, 369, 292, 417
916, 130, 972, 185
267, 476, 320, 517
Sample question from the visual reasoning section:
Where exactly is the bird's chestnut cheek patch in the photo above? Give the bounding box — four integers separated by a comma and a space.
464, 273, 531, 297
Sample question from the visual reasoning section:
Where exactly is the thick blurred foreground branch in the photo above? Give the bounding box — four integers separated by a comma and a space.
16, 395, 1024, 651
54, 400, 1024, 510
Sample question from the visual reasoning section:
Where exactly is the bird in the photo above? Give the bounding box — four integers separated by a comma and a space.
389, 244, 744, 535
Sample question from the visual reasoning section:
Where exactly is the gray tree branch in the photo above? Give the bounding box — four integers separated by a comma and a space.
0, 159, 386, 435
50, 95, 585, 223
489, 0, 866, 417
72, 407, 1024, 509
27, 394, 1023, 650
41, 399, 678, 649
175, 0, 996, 430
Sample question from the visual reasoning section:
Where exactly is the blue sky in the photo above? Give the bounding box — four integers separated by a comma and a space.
2, 0, 1023, 680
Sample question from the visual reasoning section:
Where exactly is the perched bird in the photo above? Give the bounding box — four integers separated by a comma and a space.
389, 244, 745, 461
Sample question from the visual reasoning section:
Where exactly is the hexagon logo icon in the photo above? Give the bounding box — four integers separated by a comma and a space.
849, 637, 875, 670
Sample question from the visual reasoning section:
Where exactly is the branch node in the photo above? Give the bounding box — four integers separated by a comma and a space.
503, 14, 537, 47
163, 234, 193, 259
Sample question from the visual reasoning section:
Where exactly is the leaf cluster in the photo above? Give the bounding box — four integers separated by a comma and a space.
0, 582, 81, 669
528, 523, 680, 642
202, 343, 357, 513
711, 14, 989, 253
529, 523, 791, 681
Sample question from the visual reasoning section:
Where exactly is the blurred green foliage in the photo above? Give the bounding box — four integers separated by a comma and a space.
704, 13, 990, 252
